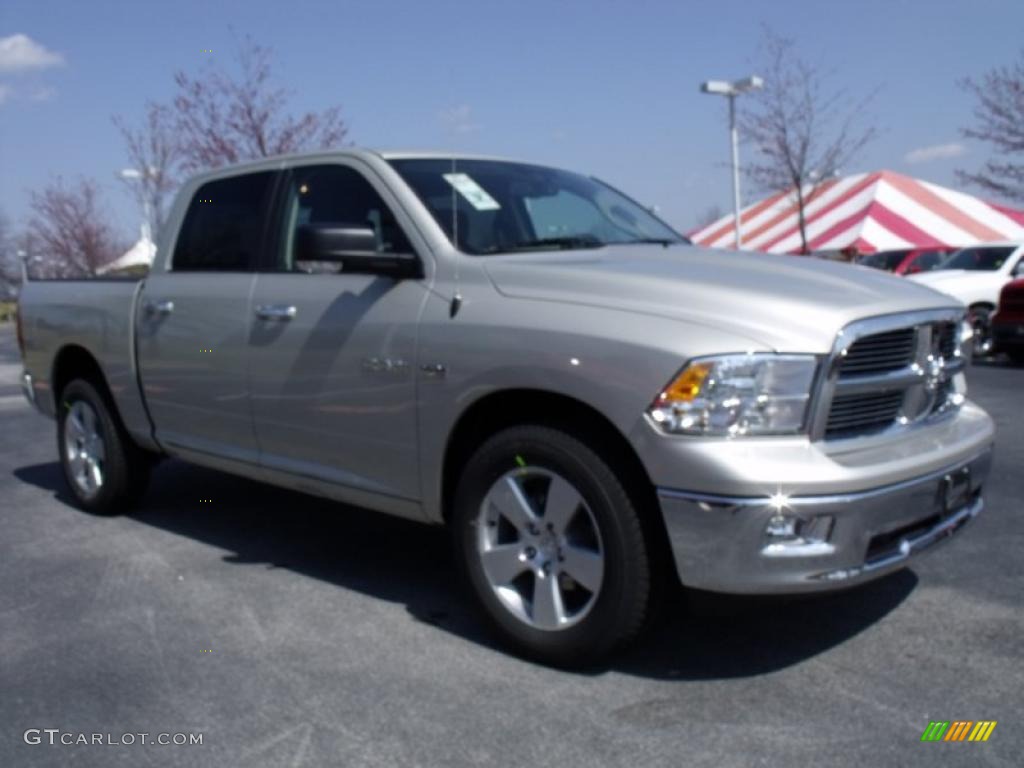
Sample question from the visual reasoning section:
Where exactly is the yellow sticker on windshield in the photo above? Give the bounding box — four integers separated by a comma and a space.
443, 173, 501, 211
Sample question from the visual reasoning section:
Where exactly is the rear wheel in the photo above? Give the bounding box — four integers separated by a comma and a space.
453, 425, 652, 666
57, 379, 151, 514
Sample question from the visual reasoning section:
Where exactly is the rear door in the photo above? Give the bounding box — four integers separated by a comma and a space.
247, 161, 430, 501
136, 170, 278, 463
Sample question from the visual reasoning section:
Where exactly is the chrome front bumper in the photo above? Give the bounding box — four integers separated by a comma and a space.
656, 447, 992, 594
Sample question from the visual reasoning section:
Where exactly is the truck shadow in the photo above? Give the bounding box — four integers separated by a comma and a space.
14, 459, 916, 681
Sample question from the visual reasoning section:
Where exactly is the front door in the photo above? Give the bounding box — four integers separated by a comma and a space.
247, 162, 430, 501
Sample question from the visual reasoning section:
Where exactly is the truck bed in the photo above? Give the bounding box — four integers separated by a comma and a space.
18, 278, 153, 446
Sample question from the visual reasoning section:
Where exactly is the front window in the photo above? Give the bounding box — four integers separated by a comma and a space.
388, 158, 684, 255
941, 246, 1015, 271
276, 164, 412, 272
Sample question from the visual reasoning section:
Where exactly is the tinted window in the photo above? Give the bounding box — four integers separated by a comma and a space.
277, 165, 412, 271
914, 251, 946, 271
860, 250, 908, 270
173, 172, 275, 271
942, 246, 1014, 271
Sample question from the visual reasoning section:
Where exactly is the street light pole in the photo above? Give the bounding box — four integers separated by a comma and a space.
728, 94, 741, 249
700, 75, 764, 250
119, 167, 158, 240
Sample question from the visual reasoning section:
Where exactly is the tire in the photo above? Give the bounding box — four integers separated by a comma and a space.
968, 304, 994, 358
57, 378, 151, 515
452, 425, 652, 666
1008, 350, 1024, 366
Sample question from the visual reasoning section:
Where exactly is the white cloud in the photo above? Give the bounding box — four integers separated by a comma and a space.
904, 142, 967, 164
438, 104, 480, 135
0, 84, 12, 105
0, 34, 65, 73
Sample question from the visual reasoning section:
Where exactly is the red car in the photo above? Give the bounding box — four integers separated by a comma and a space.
992, 278, 1024, 364
857, 247, 954, 275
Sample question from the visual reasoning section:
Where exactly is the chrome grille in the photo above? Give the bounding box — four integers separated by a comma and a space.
816, 311, 965, 441
936, 322, 957, 359
838, 328, 916, 376
826, 391, 905, 438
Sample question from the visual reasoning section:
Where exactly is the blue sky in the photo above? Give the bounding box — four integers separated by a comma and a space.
1, 0, 1022, 238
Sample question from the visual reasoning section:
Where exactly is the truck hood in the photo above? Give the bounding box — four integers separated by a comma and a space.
484, 245, 959, 353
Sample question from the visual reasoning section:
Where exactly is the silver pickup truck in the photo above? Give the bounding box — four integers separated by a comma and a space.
17, 150, 995, 664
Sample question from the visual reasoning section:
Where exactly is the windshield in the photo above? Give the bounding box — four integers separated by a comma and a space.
941, 246, 1015, 271
859, 250, 909, 270
388, 158, 685, 255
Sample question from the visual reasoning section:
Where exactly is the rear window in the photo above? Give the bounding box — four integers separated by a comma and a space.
172, 172, 275, 271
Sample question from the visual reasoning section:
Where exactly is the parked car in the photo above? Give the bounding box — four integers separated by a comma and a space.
992, 278, 1024, 363
17, 150, 995, 665
908, 243, 1024, 355
857, 248, 953, 275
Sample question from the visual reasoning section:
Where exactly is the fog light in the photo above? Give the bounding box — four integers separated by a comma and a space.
762, 514, 836, 557
765, 514, 799, 539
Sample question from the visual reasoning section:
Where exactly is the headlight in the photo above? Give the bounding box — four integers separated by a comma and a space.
648, 354, 818, 436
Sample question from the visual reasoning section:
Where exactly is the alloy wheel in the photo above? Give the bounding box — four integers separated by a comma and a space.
476, 467, 604, 631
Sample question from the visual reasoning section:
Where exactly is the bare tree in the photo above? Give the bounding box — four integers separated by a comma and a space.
957, 49, 1024, 203
27, 179, 126, 277
741, 28, 876, 253
0, 211, 20, 299
112, 103, 179, 238
112, 37, 349, 242
694, 204, 725, 231
171, 36, 348, 173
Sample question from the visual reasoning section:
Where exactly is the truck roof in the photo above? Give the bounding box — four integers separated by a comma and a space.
183, 147, 533, 185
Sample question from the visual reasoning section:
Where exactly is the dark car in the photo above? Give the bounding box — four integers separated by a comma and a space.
992, 278, 1024, 363
857, 248, 954, 275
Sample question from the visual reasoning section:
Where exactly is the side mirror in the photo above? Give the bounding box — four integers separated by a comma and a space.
294, 224, 421, 278
1013, 261, 1024, 278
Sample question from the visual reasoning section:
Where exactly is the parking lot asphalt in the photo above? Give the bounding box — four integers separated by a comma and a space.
0, 321, 1020, 768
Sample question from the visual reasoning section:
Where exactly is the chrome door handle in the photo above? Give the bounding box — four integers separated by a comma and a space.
145, 299, 174, 316
255, 304, 297, 321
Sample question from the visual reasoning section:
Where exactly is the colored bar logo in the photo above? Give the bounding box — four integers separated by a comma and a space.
921, 721, 996, 742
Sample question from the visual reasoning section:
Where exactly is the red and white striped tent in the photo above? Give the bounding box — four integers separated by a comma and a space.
689, 170, 1024, 254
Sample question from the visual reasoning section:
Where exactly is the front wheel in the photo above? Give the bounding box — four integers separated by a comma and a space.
452, 425, 652, 666
57, 379, 151, 515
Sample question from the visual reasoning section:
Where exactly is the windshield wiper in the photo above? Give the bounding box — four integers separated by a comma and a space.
624, 237, 680, 246
493, 235, 606, 253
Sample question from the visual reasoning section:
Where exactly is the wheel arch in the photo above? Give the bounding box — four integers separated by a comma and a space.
440, 388, 675, 580
50, 345, 141, 438
51, 344, 112, 407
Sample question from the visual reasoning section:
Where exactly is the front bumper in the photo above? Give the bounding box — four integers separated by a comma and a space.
21, 372, 36, 408
657, 447, 992, 594
993, 321, 1024, 351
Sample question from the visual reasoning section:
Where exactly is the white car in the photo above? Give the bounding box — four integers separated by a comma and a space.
909, 243, 1024, 354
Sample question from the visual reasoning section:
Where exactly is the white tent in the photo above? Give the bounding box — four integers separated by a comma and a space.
98, 224, 156, 275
